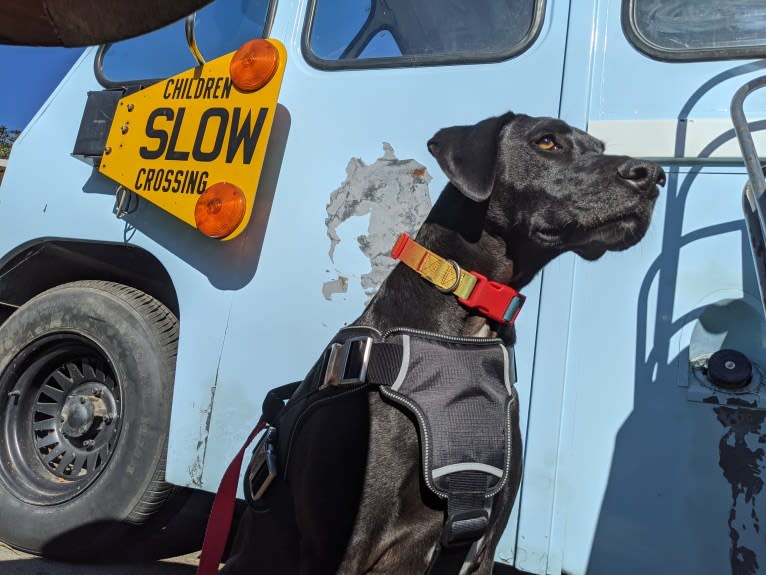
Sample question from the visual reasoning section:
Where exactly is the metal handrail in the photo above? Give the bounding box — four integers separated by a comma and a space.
732, 76, 766, 227
731, 75, 766, 315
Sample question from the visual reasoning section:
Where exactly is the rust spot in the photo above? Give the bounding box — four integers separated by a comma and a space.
412, 167, 427, 178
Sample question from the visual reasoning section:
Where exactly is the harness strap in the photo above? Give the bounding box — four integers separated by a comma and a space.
197, 418, 266, 575
197, 382, 299, 575
323, 337, 403, 387
426, 478, 492, 575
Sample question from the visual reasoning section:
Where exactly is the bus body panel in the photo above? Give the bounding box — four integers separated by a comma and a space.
543, 2, 766, 574
2, 0, 766, 572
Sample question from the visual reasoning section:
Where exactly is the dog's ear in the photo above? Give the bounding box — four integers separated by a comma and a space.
427, 113, 515, 202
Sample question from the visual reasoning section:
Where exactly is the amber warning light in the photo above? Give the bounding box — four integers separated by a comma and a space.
195, 182, 246, 239
230, 39, 280, 92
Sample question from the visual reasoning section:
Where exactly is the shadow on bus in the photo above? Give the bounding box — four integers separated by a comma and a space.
80, 104, 291, 291
587, 167, 760, 573
588, 60, 766, 574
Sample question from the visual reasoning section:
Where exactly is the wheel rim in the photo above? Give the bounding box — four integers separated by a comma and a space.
0, 333, 123, 505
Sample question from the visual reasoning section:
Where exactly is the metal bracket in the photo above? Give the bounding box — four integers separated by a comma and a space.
185, 13, 206, 66
113, 185, 139, 218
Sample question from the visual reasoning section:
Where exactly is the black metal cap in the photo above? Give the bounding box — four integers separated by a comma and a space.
707, 349, 753, 390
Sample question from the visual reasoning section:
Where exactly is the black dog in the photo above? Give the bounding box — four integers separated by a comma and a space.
221, 112, 665, 574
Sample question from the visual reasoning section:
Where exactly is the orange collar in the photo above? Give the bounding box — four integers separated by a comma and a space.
391, 233, 525, 325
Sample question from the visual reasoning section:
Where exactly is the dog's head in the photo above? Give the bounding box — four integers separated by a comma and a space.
427, 113, 665, 261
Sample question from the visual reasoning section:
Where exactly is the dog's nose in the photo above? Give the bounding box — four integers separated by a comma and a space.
427, 138, 440, 155
617, 159, 666, 189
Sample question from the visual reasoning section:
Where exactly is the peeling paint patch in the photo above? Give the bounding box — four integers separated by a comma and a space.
322, 275, 348, 300
324, 142, 432, 301
715, 407, 766, 575
188, 384, 217, 487
190, 359, 228, 487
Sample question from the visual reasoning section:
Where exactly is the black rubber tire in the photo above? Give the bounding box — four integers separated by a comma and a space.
0, 280, 202, 561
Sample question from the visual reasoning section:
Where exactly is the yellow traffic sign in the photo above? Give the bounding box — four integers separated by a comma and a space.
99, 38, 287, 240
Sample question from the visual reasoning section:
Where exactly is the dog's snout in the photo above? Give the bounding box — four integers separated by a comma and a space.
427, 138, 440, 155
617, 160, 666, 190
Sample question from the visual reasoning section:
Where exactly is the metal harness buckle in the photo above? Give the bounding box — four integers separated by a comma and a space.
248, 425, 279, 503
323, 336, 374, 386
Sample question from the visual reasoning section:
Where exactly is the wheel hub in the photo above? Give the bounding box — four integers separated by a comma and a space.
60, 394, 96, 438
59, 383, 114, 442
0, 334, 123, 505
35, 374, 120, 474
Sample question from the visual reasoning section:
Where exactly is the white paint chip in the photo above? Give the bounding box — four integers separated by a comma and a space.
323, 143, 432, 301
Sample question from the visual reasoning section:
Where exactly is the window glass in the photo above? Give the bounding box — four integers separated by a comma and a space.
305, 0, 542, 69
103, 0, 272, 84
626, 0, 766, 60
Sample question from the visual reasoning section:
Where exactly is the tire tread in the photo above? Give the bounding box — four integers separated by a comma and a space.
37, 280, 180, 526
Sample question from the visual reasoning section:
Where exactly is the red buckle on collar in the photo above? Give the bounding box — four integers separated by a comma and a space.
391, 233, 410, 259
457, 272, 526, 325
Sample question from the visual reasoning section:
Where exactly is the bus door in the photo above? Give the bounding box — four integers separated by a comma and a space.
526, 1, 766, 573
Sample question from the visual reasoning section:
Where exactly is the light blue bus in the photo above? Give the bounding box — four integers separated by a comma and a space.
1, 1, 766, 573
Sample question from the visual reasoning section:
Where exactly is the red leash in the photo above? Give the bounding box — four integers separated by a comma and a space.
197, 418, 266, 575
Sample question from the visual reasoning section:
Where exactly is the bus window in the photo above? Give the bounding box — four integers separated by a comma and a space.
624, 0, 766, 61
303, 0, 545, 69
101, 0, 274, 85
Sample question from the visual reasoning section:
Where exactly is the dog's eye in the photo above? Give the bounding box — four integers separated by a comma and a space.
535, 135, 561, 151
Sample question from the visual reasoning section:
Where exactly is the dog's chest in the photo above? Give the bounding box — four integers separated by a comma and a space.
260, 327, 520, 573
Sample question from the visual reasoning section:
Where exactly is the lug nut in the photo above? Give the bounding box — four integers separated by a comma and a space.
83, 439, 95, 450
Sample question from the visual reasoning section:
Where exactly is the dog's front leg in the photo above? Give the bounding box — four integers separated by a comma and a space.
465, 394, 523, 575
336, 394, 444, 574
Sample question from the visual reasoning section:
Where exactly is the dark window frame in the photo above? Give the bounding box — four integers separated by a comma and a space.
97, 0, 278, 89
622, 0, 766, 62
301, 0, 547, 71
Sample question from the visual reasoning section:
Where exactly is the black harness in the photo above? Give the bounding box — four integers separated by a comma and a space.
244, 326, 521, 574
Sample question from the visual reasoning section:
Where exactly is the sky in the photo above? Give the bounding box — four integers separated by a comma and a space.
0, 46, 84, 131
